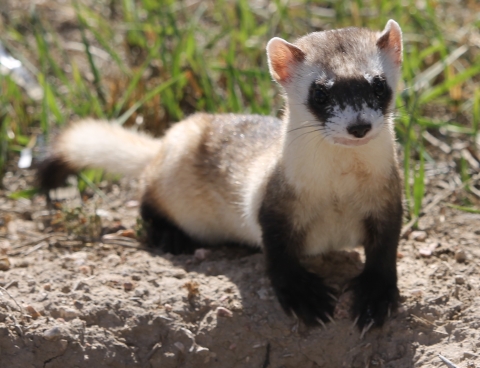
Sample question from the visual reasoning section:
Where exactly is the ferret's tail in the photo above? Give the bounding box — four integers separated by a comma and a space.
37, 119, 161, 191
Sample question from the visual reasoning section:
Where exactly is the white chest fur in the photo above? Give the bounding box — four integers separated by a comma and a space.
283, 120, 396, 255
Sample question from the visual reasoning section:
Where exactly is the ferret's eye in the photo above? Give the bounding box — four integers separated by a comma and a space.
313, 87, 328, 104
373, 77, 386, 97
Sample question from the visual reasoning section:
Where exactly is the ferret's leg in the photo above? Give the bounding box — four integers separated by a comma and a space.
259, 202, 336, 326
351, 200, 402, 330
140, 198, 198, 255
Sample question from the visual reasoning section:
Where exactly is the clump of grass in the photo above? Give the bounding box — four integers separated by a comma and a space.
53, 206, 102, 242
0, 0, 479, 222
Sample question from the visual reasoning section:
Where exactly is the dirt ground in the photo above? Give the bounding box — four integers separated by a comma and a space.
0, 145, 480, 368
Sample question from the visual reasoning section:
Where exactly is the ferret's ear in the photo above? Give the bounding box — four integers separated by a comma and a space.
266, 37, 306, 85
376, 19, 403, 65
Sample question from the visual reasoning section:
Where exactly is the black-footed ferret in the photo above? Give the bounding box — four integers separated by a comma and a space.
38, 20, 403, 331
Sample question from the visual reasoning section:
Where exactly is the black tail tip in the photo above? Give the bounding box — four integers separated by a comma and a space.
36, 156, 76, 192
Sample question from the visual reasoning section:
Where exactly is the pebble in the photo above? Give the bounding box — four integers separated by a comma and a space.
61, 285, 71, 293
43, 326, 65, 341
257, 287, 269, 300
174, 341, 185, 353
25, 305, 41, 319
195, 346, 210, 355
455, 275, 465, 284
123, 282, 134, 291
134, 288, 148, 297
216, 306, 233, 318
118, 229, 136, 238
104, 254, 121, 266
455, 250, 467, 263
59, 307, 79, 320
0, 257, 10, 271
194, 248, 211, 261
43, 283, 51, 291
59, 339, 68, 351
410, 289, 423, 298
419, 248, 432, 257
125, 200, 139, 208
409, 231, 427, 242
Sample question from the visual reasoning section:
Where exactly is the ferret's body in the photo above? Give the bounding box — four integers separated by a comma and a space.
39, 21, 404, 331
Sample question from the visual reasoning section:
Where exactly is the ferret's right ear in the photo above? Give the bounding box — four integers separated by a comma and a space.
266, 38, 305, 85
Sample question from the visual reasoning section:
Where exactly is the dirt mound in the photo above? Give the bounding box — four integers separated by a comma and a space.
1, 169, 480, 368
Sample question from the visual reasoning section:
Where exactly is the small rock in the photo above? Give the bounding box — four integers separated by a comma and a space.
118, 229, 136, 239
164, 304, 172, 312
0, 240, 11, 255
43, 283, 51, 291
125, 200, 139, 208
96, 209, 111, 219
61, 285, 71, 294
455, 250, 467, 263
173, 270, 187, 279
419, 248, 432, 257
59, 307, 79, 320
74, 281, 89, 291
79, 266, 91, 275
195, 346, 210, 355
455, 275, 465, 284
440, 254, 449, 261
104, 254, 121, 266
194, 248, 211, 261
132, 274, 141, 281
464, 352, 479, 359
59, 339, 68, 351
43, 326, 65, 341
0, 257, 10, 271
410, 289, 423, 298
174, 341, 185, 353
257, 287, 269, 300
74, 301, 84, 309
123, 282, 134, 291
134, 288, 148, 297
409, 231, 427, 242
16, 260, 29, 268
216, 306, 233, 318
25, 305, 41, 319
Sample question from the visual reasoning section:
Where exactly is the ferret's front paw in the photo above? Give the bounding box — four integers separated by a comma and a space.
350, 272, 399, 333
270, 268, 336, 326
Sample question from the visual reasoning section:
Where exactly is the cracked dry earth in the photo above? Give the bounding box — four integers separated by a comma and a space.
0, 161, 480, 368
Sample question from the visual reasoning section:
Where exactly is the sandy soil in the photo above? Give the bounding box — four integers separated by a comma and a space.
0, 155, 480, 368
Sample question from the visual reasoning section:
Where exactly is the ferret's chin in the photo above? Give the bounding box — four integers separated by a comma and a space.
332, 136, 373, 147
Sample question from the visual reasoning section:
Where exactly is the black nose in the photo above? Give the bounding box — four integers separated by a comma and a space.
347, 124, 372, 138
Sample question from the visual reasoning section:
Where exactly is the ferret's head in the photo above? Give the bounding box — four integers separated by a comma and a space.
267, 20, 402, 147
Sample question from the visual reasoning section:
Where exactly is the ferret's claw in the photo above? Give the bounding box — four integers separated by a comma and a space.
359, 320, 374, 339
351, 315, 359, 330
327, 292, 338, 302
316, 317, 327, 329
326, 313, 336, 325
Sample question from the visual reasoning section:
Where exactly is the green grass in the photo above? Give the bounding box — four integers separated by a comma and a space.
1, 0, 479, 223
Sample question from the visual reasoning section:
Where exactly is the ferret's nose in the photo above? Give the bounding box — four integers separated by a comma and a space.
347, 123, 371, 138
